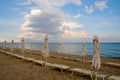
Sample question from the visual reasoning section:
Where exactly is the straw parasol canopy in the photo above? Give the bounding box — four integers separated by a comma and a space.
43, 35, 49, 62
92, 36, 101, 70
3, 40, 7, 49
82, 43, 86, 63
21, 37, 25, 55
10, 40, 14, 51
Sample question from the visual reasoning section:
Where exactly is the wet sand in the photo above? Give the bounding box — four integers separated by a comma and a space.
0, 47, 120, 80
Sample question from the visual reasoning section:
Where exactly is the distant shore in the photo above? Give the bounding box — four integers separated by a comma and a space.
0, 47, 120, 80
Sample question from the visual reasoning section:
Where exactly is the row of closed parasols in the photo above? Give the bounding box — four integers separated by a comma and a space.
1, 35, 100, 71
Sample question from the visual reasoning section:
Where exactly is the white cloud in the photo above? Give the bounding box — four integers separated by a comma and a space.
20, 9, 87, 41
18, 0, 82, 9
61, 22, 83, 30
73, 13, 82, 18
61, 30, 87, 39
18, 0, 31, 5
85, 5, 94, 14
97, 34, 120, 42
20, 9, 65, 38
84, 0, 108, 14
30, 9, 41, 15
95, 1, 107, 11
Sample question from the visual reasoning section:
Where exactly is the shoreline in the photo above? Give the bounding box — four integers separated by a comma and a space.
1, 47, 120, 64
1, 42, 120, 59
1, 47, 120, 61
50, 51, 120, 59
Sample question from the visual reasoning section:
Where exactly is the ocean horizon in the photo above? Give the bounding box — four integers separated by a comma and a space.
0, 42, 120, 59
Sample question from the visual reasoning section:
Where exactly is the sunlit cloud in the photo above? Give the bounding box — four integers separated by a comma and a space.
62, 22, 83, 30
95, 1, 108, 11
73, 13, 82, 18
31, 0, 82, 9
20, 9, 87, 41
61, 30, 87, 38
85, 5, 94, 14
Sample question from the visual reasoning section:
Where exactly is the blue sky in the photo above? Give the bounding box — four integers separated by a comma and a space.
0, 0, 120, 42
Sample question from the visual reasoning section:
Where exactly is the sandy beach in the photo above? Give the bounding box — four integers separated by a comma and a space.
1, 0, 120, 79
0, 47, 120, 80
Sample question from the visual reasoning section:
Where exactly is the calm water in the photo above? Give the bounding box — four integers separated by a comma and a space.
1, 43, 120, 59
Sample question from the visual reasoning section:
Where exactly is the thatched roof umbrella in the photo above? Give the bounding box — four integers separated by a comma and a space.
92, 36, 101, 70
43, 35, 49, 62
82, 43, 86, 63
10, 40, 14, 52
91, 36, 101, 80
21, 37, 25, 56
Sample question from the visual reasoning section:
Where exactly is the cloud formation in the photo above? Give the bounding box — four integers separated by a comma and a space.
85, 5, 94, 14
18, 0, 82, 9
73, 13, 82, 18
32, 0, 81, 9
21, 9, 64, 34
19, 0, 111, 42
20, 9, 86, 41
18, 0, 31, 5
85, 0, 108, 14
62, 30, 87, 39
95, 1, 107, 11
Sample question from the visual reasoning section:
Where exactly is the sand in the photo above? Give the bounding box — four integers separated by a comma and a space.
0, 52, 88, 80
0, 47, 120, 80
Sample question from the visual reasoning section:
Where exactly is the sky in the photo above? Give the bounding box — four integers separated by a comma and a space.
0, 0, 120, 43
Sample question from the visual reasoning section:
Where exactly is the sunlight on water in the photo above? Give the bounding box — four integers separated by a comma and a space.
1, 43, 120, 58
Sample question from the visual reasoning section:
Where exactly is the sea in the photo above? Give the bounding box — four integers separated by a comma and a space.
0, 43, 120, 59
